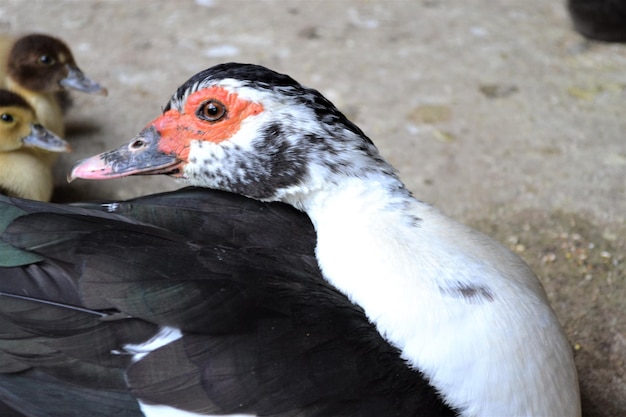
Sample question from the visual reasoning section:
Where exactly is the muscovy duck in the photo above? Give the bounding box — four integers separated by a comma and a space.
2, 62, 580, 416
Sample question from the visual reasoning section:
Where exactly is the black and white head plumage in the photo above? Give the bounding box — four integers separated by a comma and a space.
161, 63, 406, 207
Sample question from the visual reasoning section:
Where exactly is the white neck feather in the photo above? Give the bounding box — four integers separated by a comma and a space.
296, 177, 580, 417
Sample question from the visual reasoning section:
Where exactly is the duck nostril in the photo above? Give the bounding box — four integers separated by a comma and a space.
130, 139, 145, 150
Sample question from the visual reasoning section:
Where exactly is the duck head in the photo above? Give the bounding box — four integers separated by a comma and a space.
68, 62, 391, 205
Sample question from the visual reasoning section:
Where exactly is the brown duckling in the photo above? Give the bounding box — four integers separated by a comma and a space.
0, 89, 70, 201
0, 33, 107, 138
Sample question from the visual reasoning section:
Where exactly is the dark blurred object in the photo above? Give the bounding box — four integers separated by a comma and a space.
567, 0, 626, 42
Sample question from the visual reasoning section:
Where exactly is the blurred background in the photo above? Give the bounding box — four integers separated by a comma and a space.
1, 0, 624, 415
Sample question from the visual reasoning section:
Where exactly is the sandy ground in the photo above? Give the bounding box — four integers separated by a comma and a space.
1, 0, 624, 415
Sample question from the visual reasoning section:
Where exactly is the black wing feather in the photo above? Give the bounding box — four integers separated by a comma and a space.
0, 190, 456, 417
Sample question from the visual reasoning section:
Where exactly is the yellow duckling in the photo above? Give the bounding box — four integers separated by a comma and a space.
0, 89, 70, 201
0, 33, 107, 139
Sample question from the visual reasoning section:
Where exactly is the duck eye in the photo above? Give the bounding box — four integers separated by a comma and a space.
198, 100, 226, 122
0, 113, 14, 123
39, 55, 55, 65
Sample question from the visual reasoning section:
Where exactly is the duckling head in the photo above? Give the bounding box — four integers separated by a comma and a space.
0, 89, 71, 153
7, 34, 107, 96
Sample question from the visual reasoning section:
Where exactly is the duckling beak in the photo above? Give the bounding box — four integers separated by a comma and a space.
68, 125, 182, 182
59, 65, 108, 96
23, 124, 71, 153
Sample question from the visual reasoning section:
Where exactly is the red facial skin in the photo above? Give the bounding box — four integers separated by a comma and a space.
69, 86, 263, 181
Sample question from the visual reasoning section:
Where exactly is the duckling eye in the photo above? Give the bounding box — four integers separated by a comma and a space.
39, 55, 55, 65
0, 113, 14, 123
198, 100, 227, 122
